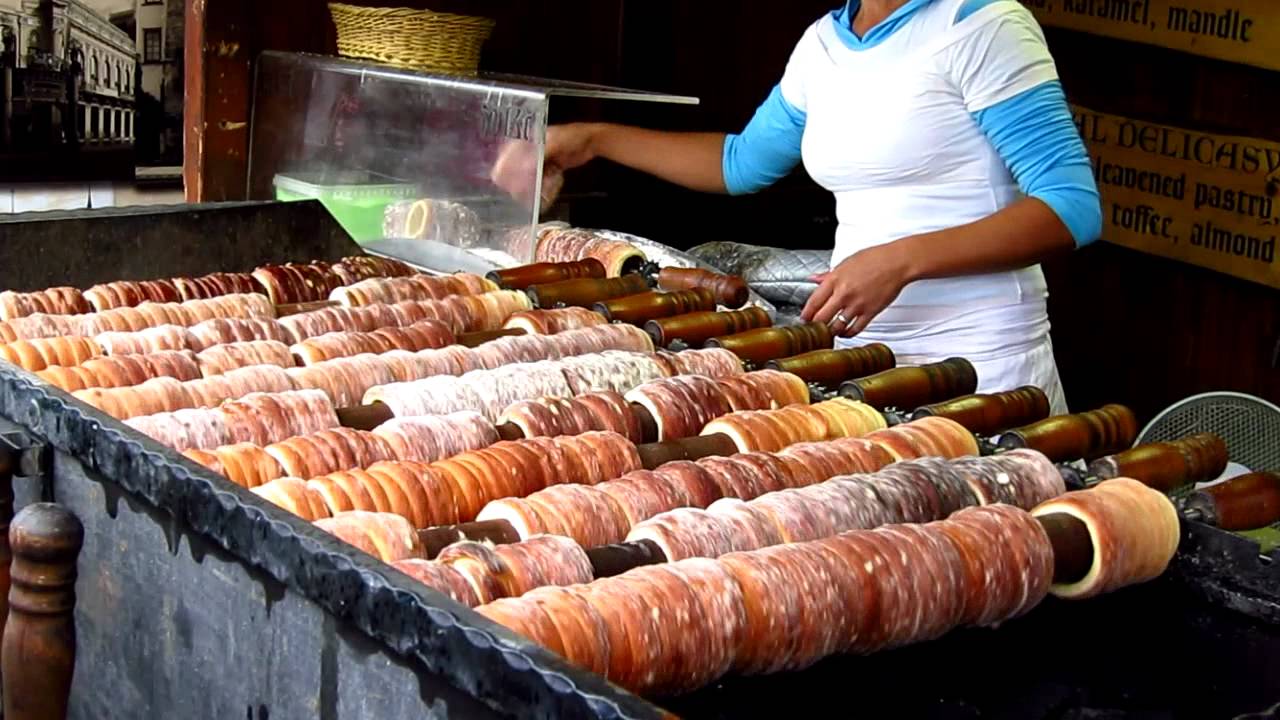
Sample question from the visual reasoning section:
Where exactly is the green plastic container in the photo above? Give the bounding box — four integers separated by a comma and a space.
273, 171, 420, 243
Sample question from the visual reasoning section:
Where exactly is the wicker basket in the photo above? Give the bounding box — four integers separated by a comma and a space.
328, 3, 495, 76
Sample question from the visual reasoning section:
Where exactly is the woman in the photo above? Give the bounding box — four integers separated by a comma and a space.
524, 0, 1101, 414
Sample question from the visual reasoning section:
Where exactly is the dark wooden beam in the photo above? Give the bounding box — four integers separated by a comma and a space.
184, 0, 255, 202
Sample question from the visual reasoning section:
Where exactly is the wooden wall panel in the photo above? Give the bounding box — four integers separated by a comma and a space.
1045, 242, 1280, 424
1042, 28, 1280, 422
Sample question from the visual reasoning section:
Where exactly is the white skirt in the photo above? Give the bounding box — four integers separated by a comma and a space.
834, 298, 1069, 416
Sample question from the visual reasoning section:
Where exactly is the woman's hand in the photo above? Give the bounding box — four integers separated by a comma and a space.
543, 123, 601, 174
491, 123, 599, 209
494, 122, 732, 209
800, 198, 1079, 337
801, 241, 912, 337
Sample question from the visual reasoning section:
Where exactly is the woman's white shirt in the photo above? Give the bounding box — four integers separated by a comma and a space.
782, 0, 1060, 316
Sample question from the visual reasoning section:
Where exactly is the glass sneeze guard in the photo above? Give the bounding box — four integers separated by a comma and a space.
247, 51, 698, 269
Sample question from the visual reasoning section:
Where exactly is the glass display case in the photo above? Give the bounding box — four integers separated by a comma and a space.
248, 51, 697, 267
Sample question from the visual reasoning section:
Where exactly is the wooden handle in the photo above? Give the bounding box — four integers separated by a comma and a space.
415, 520, 521, 559
585, 539, 667, 579
764, 344, 896, 389
416, 525, 668, 577
276, 300, 340, 317
3, 503, 84, 720
336, 402, 395, 431
591, 288, 717, 325
997, 404, 1138, 463
495, 422, 526, 441
486, 258, 606, 290
909, 386, 1050, 436
655, 267, 750, 308
418, 512, 1095, 584
644, 307, 772, 349
417, 515, 1096, 584
526, 274, 651, 309
1037, 512, 1094, 585
581, 517, 1088, 582
1088, 433, 1229, 493
838, 358, 978, 412
456, 328, 526, 347
1185, 472, 1280, 531
705, 322, 834, 366
410, 509, 1097, 585
1175, 432, 1232, 485
636, 433, 738, 470
630, 402, 659, 445
495, 407, 653, 443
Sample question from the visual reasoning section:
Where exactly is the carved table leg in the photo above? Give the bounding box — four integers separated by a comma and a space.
0, 449, 14, 660
2, 503, 84, 720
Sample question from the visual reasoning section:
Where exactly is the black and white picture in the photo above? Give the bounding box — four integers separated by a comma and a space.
0, 0, 183, 182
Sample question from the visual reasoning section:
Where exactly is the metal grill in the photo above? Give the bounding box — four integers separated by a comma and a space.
1139, 392, 1280, 474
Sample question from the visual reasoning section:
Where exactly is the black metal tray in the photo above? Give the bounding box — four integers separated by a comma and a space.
0, 200, 358, 291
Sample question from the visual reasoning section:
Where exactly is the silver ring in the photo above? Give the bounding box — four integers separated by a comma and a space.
830, 312, 859, 332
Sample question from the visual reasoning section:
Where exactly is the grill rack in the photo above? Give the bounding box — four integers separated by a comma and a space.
0, 200, 1274, 718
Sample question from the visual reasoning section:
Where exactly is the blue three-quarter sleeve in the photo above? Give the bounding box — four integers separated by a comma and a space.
721, 84, 807, 196
972, 80, 1103, 247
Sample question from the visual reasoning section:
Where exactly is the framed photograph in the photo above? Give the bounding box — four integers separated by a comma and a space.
0, 0, 183, 183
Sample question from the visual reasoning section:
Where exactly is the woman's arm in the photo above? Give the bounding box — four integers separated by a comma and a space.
569, 123, 730, 193
894, 198, 1075, 278
801, 202, 1080, 338
900, 79, 1102, 278
496, 22, 818, 205
550, 81, 808, 196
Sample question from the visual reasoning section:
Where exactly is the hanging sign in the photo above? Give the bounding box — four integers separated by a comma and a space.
1021, 1, 1280, 72
1073, 104, 1280, 289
